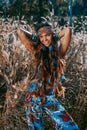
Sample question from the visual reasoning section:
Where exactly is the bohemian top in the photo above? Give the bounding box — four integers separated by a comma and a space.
26, 42, 65, 105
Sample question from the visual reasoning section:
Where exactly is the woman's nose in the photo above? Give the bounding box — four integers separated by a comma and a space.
43, 36, 47, 42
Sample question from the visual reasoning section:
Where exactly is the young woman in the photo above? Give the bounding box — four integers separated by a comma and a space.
17, 22, 79, 130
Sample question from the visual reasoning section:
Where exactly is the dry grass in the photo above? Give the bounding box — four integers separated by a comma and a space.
0, 18, 87, 130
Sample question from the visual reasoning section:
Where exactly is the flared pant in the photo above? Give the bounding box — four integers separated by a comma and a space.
26, 95, 79, 130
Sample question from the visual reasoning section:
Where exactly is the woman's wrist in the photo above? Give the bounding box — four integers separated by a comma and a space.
55, 32, 60, 40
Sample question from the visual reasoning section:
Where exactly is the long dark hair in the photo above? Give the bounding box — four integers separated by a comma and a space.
33, 22, 60, 84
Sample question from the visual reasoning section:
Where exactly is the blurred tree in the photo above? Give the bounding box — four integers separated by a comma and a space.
7, 0, 50, 23
8, 0, 26, 20
0, 0, 87, 18
0, 0, 87, 26
73, 0, 87, 16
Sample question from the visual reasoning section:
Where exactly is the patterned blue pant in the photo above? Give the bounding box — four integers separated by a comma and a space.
26, 95, 79, 130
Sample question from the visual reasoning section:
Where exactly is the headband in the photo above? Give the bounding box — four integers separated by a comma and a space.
37, 26, 53, 36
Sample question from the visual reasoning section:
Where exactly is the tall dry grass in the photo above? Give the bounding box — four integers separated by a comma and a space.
0, 18, 87, 130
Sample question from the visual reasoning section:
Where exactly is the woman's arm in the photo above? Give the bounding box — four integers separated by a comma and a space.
17, 29, 35, 52
59, 28, 72, 57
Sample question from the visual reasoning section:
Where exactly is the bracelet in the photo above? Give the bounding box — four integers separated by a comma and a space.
32, 33, 37, 42
55, 32, 60, 40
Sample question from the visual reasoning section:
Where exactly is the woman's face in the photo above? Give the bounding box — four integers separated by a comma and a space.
39, 33, 52, 47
